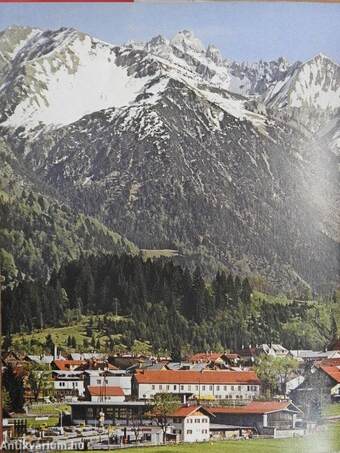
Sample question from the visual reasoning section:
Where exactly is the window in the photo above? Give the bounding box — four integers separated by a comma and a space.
231, 386, 234, 391
166, 385, 170, 391
247, 386, 250, 391
202, 385, 206, 391
187, 430, 192, 434
180, 385, 184, 391
97, 379, 101, 385
238, 386, 241, 391
159, 385, 163, 390
216, 385, 220, 391
188, 385, 191, 391
224, 385, 227, 391
174, 385, 177, 390
195, 385, 199, 391
209, 385, 213, 391
152, 385, 155, 390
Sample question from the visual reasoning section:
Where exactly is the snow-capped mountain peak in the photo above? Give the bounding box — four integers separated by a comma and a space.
264, 50, 340, 120
170, 30, 205, 54
206, 44, 223, 65
0, 25, 339, 134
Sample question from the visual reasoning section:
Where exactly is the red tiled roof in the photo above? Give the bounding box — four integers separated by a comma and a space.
211, 401, 292, 415
77, 361, 118, 371
134, 370, 260, 385
320, 365, 340, 383
87, 386, 124, 397
170, 405, 214, 418
318, 358, 340, 368
189, 353, 222, 362
53, 360, 87, 370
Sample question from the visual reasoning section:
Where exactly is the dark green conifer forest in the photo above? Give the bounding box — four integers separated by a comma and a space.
3, 254, 337, 355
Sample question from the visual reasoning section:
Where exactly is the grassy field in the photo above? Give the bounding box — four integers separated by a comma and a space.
141, 249, 180, 259
324, 404, 340, 418
124, 426, 340, 453
13, 403, 71, 429
67, 424, 340, 453
28, 403, 71, 416
12, 313, 126, 352
26, 416, 59, 429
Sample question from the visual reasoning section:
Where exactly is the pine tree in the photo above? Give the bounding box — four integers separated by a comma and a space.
192, 267, 207, 323
45, 334, 54, 354
3, 364, 25, 411
241, 277, 252, 304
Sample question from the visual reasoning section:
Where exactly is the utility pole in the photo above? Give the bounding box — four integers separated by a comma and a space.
0, 272, 5, 450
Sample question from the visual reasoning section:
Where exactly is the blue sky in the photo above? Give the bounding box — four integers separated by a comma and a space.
0, 2, 339, 63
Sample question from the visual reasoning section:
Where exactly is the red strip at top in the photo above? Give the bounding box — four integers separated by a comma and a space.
0, 0, 134, 2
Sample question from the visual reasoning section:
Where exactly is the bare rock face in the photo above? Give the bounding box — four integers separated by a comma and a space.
0, 26, 339, 293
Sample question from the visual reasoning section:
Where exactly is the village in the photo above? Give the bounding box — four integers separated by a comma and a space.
2, 337, 340, 450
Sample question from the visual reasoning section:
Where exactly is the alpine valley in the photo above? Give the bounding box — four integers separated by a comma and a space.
0, 25, 339, 295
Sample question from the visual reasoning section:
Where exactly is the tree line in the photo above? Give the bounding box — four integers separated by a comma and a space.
2, 253, 334, 355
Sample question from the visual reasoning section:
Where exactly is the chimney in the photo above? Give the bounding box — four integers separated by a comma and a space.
54, 344, 58, 360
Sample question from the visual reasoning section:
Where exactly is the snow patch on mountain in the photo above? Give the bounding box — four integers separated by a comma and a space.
265, 54, 340, 112
2, 34, 152, 129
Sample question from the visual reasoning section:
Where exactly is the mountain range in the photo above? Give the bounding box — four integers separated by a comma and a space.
0, 25, 339, 294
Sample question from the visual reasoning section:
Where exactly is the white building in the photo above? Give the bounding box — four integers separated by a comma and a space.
84, 370, 132, 396
133, 370, 260, 401
169, 406, 213, 443
288, 350, 340, 362
53, 371, 85, 398
86, 386, 125, 402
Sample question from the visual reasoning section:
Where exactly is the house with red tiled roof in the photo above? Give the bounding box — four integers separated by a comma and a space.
84, 370, 132, 396
188, 352, 240, 368
133, 369, 260, 401
210, 400, 303, 436
52, 359, 87, 371
169, 405, 214, 443
291, 358, 340, 410
86, 386, 125, 402
318, 363, 340, 401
